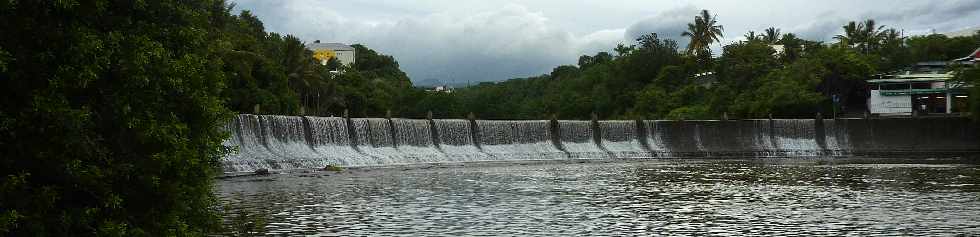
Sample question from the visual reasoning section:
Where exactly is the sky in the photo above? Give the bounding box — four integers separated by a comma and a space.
229, 0, 980, 85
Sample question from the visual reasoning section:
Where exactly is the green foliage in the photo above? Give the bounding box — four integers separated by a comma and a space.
907, 34, 978, 63
0, 0, 232, 235
954, 65, 980, 120
433, 16, 974, 120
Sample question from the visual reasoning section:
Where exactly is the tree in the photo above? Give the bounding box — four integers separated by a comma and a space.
1, 1, 232, 235
763, 27, 781, 44
860, 19, 886, 53
835, 21, 860, 49
614, 44, 635, 58
834, 19, 887, 54
681, 10, 725, 58
744, 31, 760, 42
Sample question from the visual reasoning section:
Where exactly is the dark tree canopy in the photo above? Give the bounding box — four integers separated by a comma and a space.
0, 0, 232, 235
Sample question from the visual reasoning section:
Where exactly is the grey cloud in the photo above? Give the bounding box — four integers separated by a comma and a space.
872, 0, 980, 29
790, 17, 849, 42
230, 0, 979, 84
790, 0, 980, 41
232, 1, 623, 83
625, 6, 699, 48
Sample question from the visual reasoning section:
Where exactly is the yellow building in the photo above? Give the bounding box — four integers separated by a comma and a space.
307, 40, 356, 67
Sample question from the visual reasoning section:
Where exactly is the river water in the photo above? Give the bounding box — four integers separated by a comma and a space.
216, 158, 980, 236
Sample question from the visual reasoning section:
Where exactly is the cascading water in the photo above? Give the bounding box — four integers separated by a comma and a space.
434, 119, 489, 162
644, 120, 673, 157
821, 119, 850, 156
307, 116, 373, 166
392, 118, 446, 163
695, 121, 747, 156
770, 119, 822, 156
558, 121, 610, 158
220, 114, 980, 173
351, 118, 403, 165
260, 115, 324, 170
744, 119, 779, 157
222, 114, 283, 172
477, 120, 568, 160
598, 121, 652, 158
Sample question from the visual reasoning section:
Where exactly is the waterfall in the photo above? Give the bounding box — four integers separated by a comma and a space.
221, 115, 283, 172
598, 121, 652, 158
770, 119, 822, 156
644, 120, 672, 157
477, 120, 567, 160
219, 114, 980, 173
392, 119, 446, 163
351, 118, 402, 165
744, 120, 778, 157
259, 115, 324, 170
693, 121, 745, 156
822, 119, 850, 156
434, 119, 489, 162
307, 116, 372, 166
559, 121, 610, 158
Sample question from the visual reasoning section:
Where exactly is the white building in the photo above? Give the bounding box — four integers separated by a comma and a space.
307, 40, 356, 68
867, 48, 979, 116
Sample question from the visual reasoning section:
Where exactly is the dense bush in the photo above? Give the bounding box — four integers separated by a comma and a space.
0, 1, 232, 235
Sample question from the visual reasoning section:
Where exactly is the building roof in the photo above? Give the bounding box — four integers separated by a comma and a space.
954, 47, 980, 62
307, 42, 355, 51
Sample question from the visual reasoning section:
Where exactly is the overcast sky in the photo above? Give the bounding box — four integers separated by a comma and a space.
229, 0, 980, 84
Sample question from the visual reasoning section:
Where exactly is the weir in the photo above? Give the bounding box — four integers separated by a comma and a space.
434, 119, 489, 162
477, 120, 568, 160
220, 114, 980, 173
558, 121, 610, 158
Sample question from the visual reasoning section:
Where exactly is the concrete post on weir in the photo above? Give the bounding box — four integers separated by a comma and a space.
468, 112, 482, 150
343, 109, 360, 150
814, 112, 827, 150
722, 112, 729, 121
386, 109, 398, 148
591, 112, 602, 148
635, 118, 653, 154
427, 110, 442, 151
768, 113, 776, 149
550, 114, 566, 153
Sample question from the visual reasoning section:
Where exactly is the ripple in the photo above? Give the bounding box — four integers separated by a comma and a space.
216, 158, 980, 236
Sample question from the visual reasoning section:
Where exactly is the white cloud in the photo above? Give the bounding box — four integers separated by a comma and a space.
229, 0, 980, 84
234, 1, 626, 82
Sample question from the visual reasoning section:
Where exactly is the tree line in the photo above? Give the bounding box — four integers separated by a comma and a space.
409, 11, 980, 120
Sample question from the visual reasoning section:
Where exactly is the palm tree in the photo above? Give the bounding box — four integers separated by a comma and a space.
681, 9, 724, 57
744, 31, 759, 42
763, 27, 781, 44
860, 19, 886, 53
834, 21, 860, 48
835, 19, 887, 53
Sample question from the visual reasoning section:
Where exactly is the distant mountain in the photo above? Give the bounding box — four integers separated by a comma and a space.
413, 78, 480, 88
943, 26, 980, 37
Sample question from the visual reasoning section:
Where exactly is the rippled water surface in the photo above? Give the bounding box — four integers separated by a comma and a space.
216, 158, 980, 236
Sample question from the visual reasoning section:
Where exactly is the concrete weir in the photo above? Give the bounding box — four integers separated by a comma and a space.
221, 114, 980, 173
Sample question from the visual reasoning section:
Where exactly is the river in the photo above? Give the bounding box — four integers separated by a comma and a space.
216, 158, 980, 236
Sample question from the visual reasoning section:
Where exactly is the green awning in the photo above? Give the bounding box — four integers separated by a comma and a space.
879, 88, 967, 96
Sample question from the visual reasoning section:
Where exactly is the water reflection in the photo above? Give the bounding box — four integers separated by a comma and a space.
216, 158, 980, 236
